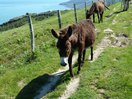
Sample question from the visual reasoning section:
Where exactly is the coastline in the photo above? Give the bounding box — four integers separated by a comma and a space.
0, 1, 69, 25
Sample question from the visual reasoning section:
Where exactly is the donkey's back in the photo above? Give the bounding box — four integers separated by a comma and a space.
74, 19, 95, 48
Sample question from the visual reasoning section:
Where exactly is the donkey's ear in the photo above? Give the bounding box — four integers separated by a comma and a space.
67, 26, 72, 37
51, 29, 59, 38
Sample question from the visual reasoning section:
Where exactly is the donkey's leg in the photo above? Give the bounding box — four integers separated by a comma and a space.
77, 52, 82, 74
68, 52, 74, 77
91, 46, 93, 60
82, 49, 86, 65
100, 12, 104, 22
93, 13, 95, 23
97, 12, 100, 23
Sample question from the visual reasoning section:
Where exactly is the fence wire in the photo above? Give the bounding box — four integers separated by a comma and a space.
0, 0, 123, 66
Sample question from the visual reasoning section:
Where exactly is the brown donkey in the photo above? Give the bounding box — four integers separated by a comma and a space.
51, 19, 96, 77
86, 1, 109, 23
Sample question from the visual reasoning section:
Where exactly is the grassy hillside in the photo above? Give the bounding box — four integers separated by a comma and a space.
44, 3, 132, 99
0, 5, 86, 99
0, 11, 58, 32
60, 0, 122, 8
0, 2, 132, 99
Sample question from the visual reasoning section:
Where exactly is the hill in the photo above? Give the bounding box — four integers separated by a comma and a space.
0, 0, 122, 32
60, 0, 122, 8
0, 2, 132, 99
44, 2, 132, 99
60, 0, 91, 8
0, 11, 57, 32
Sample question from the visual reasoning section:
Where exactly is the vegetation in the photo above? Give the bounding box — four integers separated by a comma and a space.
0, 11, 57, 32
60, 0, 122, 8
0, 5, 86, 99
44, 2, 132, 99
69, 47, 132, 99
0, 2, 131, 99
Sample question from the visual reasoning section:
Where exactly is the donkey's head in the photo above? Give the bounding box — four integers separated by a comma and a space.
86, 10, 91, 19
51, 26, 72, 66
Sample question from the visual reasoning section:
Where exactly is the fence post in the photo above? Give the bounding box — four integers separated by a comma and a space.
74, 4, 78, 23
26, 13, 35, 54
57, 10, 62, 29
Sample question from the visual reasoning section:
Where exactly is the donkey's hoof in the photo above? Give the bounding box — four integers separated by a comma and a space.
70, 74, 74, 77
77, 71, 80, 74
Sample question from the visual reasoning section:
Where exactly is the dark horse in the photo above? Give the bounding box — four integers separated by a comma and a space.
86, 1, 109, 23
51, 19, 96, 77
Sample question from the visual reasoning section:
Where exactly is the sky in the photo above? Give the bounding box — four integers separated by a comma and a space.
0, 0, 69, 4
0, 0, 69, 24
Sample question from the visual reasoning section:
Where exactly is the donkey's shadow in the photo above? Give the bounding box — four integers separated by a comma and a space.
105, 10, 124, 18
16, 71, 67, 99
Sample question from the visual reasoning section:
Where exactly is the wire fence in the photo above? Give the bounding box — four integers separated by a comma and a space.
0, 0, 123, 67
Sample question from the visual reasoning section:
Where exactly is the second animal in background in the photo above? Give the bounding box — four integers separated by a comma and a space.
86, 1, 109, 23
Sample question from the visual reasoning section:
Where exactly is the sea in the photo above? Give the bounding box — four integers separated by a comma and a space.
0, 0, 69, 24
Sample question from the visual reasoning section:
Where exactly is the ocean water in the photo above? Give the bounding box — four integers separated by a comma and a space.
0, 0, 69, 24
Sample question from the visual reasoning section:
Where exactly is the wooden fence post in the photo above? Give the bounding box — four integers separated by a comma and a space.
57, 10, 62, 29
26, 13, 35, 54
74, 4, 78, 23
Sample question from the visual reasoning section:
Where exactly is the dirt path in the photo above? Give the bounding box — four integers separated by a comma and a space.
59, 35, 112, 99
34, 54, 78, 99
59, 77, 80, 99
89, 30, 130, 99
34, 29, 113, 99
89, 37, 111, 61
35, 33, 123, 99
59, 7, 131, 98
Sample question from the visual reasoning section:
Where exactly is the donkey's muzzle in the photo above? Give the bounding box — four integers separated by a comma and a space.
60, 57, 68, 66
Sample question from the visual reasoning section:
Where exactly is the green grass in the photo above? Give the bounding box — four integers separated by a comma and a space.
0, 2, 132, 99
69, 47, 132, 99
43, 3, 132, 99
0, 4, 87, 99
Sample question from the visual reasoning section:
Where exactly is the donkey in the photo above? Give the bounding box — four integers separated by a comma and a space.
86, 1, 109, 23
51, 19, 96, 77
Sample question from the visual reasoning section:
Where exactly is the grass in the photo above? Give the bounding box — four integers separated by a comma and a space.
43, 2, 132, 99
0, 4, 87, 99
0, 2, 131, 99
69, 47, 132, 99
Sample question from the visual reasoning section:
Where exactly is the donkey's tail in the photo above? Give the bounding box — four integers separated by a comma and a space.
105, 5, 110, 10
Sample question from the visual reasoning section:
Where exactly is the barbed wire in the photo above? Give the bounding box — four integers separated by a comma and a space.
0, 0, 122, 67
